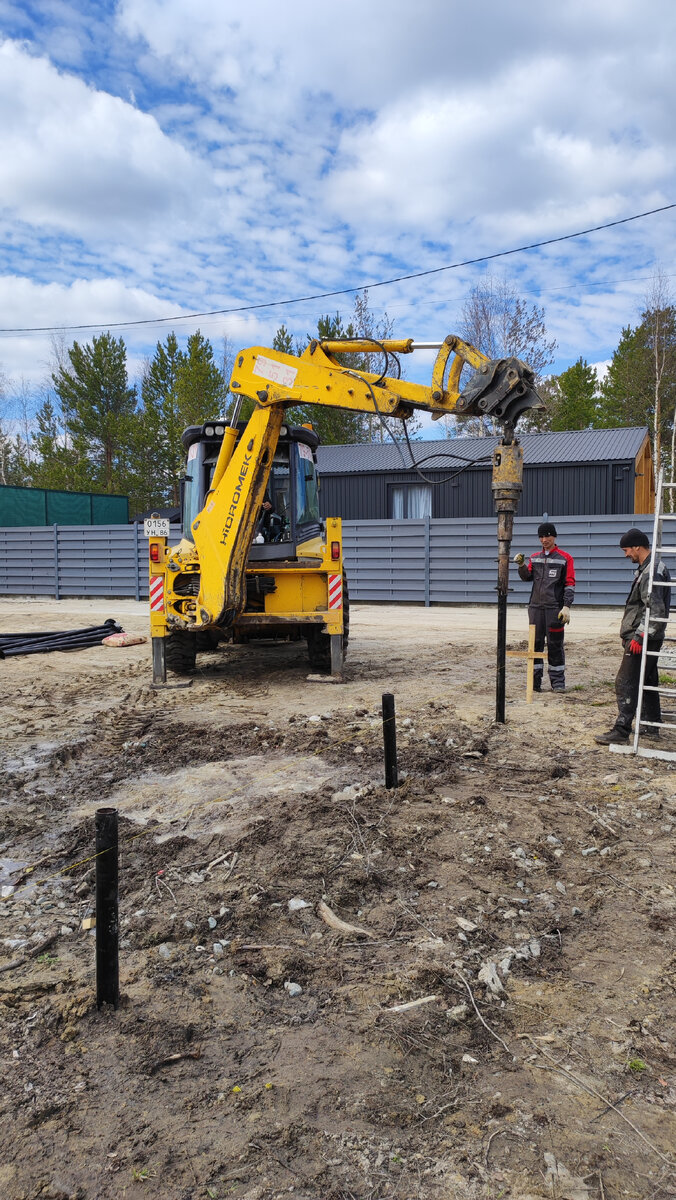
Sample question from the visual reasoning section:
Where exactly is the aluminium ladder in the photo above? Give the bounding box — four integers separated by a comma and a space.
610, 469, 676, 761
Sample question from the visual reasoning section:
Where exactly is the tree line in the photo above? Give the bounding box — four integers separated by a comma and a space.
0, 277, 672, 516
0, 292, 400, 515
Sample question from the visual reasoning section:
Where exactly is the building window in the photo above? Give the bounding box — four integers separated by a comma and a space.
390, 484, 432, 519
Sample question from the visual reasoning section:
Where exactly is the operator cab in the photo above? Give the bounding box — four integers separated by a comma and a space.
180, 420, 322, 560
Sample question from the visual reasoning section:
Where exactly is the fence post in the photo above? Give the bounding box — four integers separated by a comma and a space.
424, 516, 431, 607
53, 523, 60, 600
134, 521, 141, 602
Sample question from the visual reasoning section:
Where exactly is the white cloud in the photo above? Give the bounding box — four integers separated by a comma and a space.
1, 0, 676, 416
0, 39, 208, 238
323, 52, 675, 238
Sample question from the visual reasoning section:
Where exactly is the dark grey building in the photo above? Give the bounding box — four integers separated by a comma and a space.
316, 426, 654, 520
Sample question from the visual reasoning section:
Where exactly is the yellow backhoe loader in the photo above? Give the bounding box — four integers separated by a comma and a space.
146, 335, 541, 685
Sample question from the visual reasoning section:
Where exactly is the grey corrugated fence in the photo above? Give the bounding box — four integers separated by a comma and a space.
0, 523, 147, 601
0, 514, 655, 606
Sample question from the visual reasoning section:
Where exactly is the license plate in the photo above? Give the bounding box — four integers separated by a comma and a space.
144, 518, 170, 537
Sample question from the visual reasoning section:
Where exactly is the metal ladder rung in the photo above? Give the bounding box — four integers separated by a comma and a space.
610, 744, 676, 760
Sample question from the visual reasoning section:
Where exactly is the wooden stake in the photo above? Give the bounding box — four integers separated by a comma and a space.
505, 624, 547, 703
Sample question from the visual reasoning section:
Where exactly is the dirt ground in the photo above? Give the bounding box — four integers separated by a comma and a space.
1, 597, 675, 1200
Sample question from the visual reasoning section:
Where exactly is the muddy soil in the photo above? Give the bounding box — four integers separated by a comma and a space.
1, 599, 675, 1200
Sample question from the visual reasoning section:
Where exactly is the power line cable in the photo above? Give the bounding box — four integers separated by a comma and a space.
1, 202, 674, 336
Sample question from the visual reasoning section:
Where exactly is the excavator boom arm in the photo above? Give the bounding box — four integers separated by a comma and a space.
229, 335, 541, 429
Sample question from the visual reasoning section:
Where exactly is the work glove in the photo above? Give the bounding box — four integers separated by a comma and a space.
558, 606, 571, 625
513, 552, 525, 565
629, 635, 644, 655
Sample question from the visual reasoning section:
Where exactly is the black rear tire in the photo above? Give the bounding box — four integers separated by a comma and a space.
306, 572, 350, 672
195, 629, 220, 652
165, 631, 197, 674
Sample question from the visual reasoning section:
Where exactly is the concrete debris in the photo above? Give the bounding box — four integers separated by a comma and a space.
288, 897, 312, 912
445, 1003, 470, 1023
477, 961, 504, 995
455, 917, 478, 932
283, 981, 302, 997
543, 1152, 590, 1199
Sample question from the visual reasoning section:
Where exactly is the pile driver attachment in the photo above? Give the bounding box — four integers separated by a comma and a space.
455, 355, 542, 432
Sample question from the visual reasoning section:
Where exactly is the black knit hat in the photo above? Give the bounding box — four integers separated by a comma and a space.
619, 527, 650, 549
538, 522, 557, 538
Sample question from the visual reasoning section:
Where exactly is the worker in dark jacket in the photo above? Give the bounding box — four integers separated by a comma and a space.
514, 522, 575, 693
595, 528, 670, 745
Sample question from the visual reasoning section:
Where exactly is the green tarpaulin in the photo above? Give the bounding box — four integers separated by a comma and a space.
0, 486, 129, 527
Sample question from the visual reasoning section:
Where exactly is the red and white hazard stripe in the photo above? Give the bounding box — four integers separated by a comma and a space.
149, 575, 164, 612
328, 573, 342, 610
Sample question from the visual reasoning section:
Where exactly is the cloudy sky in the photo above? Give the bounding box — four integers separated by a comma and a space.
1, 0, 675, 432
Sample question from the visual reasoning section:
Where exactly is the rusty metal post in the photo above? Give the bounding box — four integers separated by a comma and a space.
492, 437, 524, 724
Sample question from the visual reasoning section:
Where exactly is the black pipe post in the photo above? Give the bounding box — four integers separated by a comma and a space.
382, 693, 399, 789
96, 807, 119, 1010
496, 590, 508, 724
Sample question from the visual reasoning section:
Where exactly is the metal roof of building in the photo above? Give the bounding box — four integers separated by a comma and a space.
315, 426, 649, 474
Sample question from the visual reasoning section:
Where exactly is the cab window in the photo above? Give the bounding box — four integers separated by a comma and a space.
295, 443, 320, 526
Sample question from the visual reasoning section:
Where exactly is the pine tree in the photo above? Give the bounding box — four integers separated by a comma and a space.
550, 358, 599, 430
0, 429, 30, 486
29, 396, 81, 490
52, 333, 137, 494
137, 333, 183, 506
175, 330, 226, 429
272, 326, 295, 356
598, 324, 653, 429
